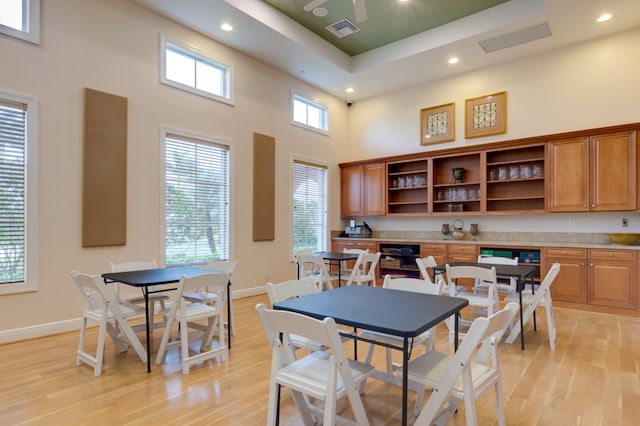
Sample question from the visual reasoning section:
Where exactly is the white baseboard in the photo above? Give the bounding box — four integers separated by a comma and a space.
0, 285, 267, 345
0, 318, 81, 345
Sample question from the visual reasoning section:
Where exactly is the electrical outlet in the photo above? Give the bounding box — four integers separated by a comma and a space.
622, 218, 628, 228
568, 218, 576, 228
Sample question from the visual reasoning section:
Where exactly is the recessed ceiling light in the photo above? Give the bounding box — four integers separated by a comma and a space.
220, 23, 233, 32
448, 57, 460, 65
313, 7, 328, 17
345, 87, 354, 93
596, 13, 612, 23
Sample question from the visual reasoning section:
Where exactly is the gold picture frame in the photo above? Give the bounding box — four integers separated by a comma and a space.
420, 102, 455, 145
465, 91, 507, 138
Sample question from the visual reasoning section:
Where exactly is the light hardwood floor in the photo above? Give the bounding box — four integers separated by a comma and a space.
2, 293, 640, 425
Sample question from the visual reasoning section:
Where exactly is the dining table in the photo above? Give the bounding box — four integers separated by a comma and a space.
102, 266, 232, 372
432, 261, 537, 350
312, 250, 360, 286
273, 285, 468, 426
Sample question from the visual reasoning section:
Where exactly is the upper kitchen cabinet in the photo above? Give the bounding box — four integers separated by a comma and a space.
387, 158, 429, 215
340, 162, 385, 217
548, 131, 636, 212
485, 144, 546, 213
432, 152, 481, 214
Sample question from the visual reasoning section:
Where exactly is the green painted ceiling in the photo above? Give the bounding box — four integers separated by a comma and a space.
263, 0, 510, 56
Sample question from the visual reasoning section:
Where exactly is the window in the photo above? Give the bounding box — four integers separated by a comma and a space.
291, 159, 328, 253
0, 0, 40, 44
160, 36, 234, 105
163, 129, 230, 265
0, 91, 38, 294
291, 93, 329, 133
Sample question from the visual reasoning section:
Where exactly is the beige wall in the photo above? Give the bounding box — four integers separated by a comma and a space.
1, 0, 639, 340
0, 0, 349, 336
344, 27, 640, 235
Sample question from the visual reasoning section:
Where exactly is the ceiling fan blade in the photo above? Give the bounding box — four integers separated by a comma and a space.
353, 0, 368, 23
303, 0, 328, 12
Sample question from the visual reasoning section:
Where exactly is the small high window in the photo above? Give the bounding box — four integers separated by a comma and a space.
0, 0, 40, 44
160, 36, 234, 105
291, 93, 329, 133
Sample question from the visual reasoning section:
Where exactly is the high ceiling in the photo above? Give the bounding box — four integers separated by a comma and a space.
134, 0, 640, 101
262, 0, 509, 56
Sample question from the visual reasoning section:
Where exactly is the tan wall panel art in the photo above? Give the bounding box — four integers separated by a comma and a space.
82, 88, 127, 247
253, 133, 275, 241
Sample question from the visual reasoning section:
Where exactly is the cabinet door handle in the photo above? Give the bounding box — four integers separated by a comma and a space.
591, 204, 595, 208
583, 205, 588, 208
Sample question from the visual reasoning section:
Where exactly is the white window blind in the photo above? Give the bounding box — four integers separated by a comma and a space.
292, 159, 328, 253
0, 99, 26, 284
164, 133, 230, 265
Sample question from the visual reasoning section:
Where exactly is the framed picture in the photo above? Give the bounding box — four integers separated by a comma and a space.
465, 91, 507, 138
420, 102, 455, 145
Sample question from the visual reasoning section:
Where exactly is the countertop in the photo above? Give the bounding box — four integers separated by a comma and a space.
332, 232, 640, 251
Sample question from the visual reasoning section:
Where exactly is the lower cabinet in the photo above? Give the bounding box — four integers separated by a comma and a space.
544, 248, 588, 303
588, 249, 636, 309
420, 242, 477, 288
543, 247, 637, 311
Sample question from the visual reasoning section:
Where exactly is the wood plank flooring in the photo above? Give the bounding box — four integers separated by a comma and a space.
1, 293, 640, 425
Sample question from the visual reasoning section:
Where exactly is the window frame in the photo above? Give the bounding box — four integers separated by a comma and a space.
0, 90, 38, 295
161, 127, 233, 266
290, 156, 329, 257
159, 34, 235, 106
290, 92, 330, 135
0, 0, 40, 44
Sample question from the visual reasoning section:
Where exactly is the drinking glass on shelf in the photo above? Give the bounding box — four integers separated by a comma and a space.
458, 188, 468, 200
489, 168, 498, 181
398, 176, 405, 187
520, 164, 531, 178
533, 163, 543, 177
498, 167, 507, 181
509, 165, 520, 180
468, 188, 477, 199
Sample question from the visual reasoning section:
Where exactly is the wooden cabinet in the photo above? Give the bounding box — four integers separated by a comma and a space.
421, 242, 477, 288
588, 249, 636, 309
548, 131, 636, 212
543, 247, 636, 310
484, 144, 545, 213
340, 162, 385, 217
543, 248, 587, 303
432, 153, 482, 214
387, 158, 429, 215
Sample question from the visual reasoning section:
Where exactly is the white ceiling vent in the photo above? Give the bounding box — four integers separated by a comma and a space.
479, 23, 552, 53
326, 19, 360, 38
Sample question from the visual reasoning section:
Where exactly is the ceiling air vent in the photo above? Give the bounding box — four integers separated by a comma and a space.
326, 18, 360, 38
479, 22, 552, 53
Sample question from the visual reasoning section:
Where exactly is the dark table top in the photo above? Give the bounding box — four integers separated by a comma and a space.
273, 285, 468, 338
101, 266, 220, 287
313, 251, 361, 261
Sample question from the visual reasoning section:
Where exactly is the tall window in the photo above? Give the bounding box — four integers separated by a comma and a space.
291, 93, 329, 133
0, 92, 38, 294
291, 159, 328, 253
163, 130, 230, 265
160, 36, 234, 105
0, 0, 40, 44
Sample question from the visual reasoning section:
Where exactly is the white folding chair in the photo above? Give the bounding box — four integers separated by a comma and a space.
444, 264, 500, 344
183, 259, 238, 336
409, 302, 519, 426
110, 260, 168, 331
505, 263, 561, 350
329, 248, 369, 284
70, 271, 147, 376
256, 303, 374, 426
344, 252, 381, 287
359, 275, 444, 384
294, 253, 335, 291
474, 255, 519, 294
265, 278, 326, 352
155, 272, 228, 374
415, 256, 437, 284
